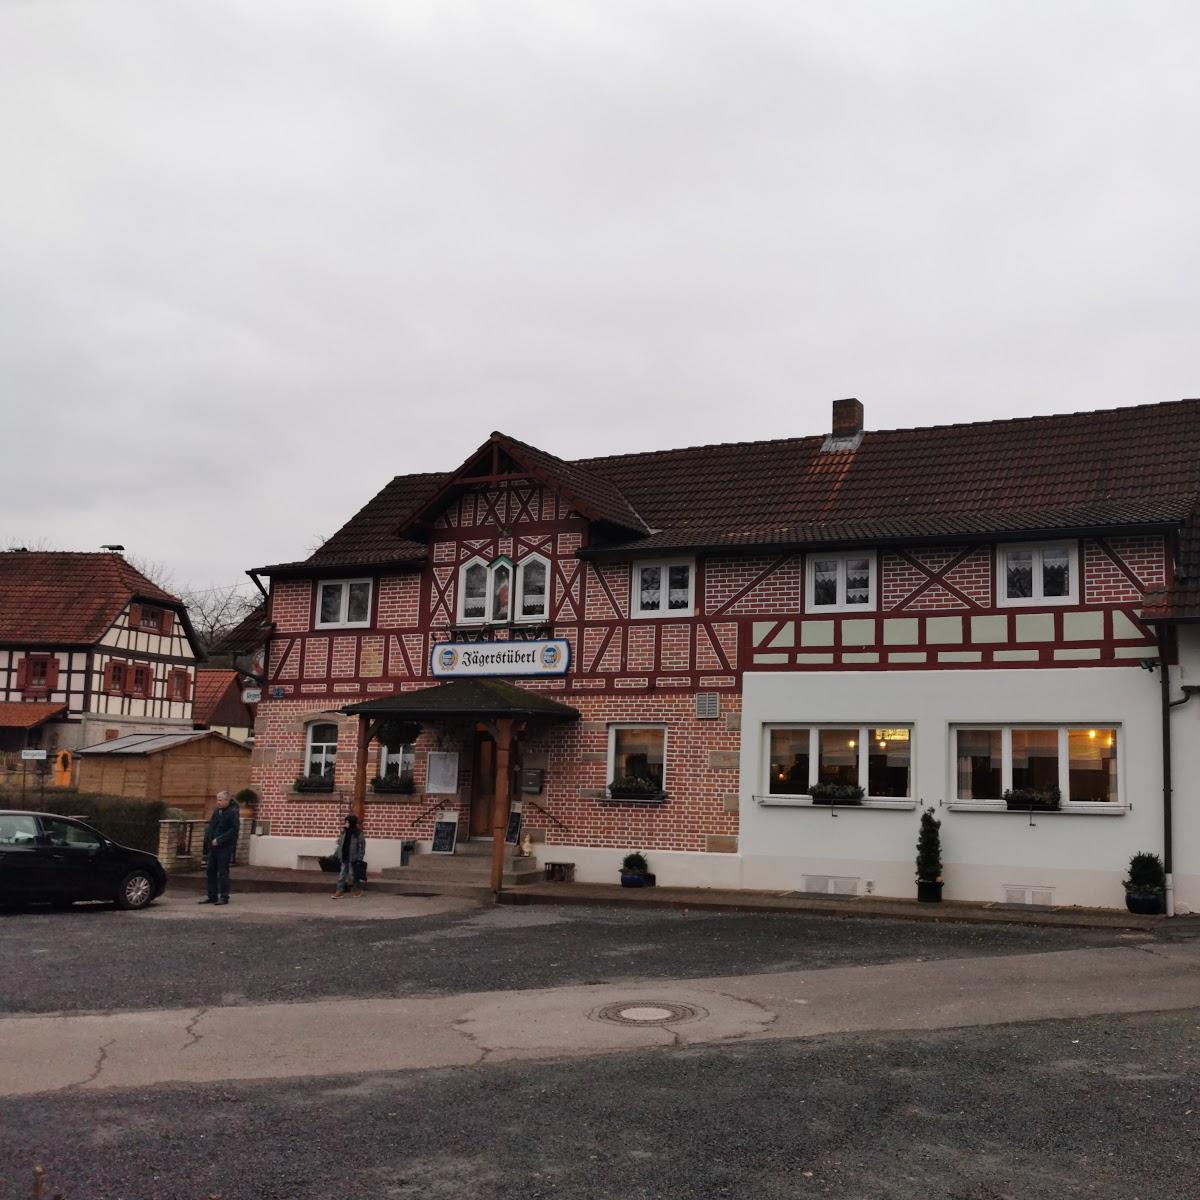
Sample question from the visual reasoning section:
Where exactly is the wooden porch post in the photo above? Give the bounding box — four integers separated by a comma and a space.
490, 718, 513, 896
352, 715, 370, 825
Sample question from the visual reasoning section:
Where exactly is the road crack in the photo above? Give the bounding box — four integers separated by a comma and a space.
182, 1007, 208, 1050
78, 1038, 115, 1089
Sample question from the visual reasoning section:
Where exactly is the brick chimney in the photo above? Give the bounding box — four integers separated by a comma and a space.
832, 397, 864, 439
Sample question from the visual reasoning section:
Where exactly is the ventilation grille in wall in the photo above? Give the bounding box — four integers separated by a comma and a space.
695, 693, 721, 719
1002, 884, 1056, 908
803, 874, 860, 897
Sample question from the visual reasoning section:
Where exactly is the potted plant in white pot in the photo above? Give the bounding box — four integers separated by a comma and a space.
1123, 851, 1166, 916
619, 851, 656, 887
916, 807, 943, 903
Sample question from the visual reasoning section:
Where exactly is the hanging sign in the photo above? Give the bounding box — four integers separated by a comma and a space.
430, 639, 570, 679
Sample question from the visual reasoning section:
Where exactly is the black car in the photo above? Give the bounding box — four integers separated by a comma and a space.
0, 811, 167, 910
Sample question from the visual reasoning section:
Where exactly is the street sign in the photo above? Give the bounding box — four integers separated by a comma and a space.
241, 687, 262, 704
20, 749, 48, 761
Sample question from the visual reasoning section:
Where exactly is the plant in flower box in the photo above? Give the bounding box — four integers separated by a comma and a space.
1123, 851, 1166, 915
809, 782, 865, 805
1002, 786, 1060, 811
608, 775, 664, 801
620, 851, 656, 888
293, 773, 334, 793
371, 772, 416, 795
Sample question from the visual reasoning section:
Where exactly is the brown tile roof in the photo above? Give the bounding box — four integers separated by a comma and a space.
1141, 506, 1200, 622
0, 551, 184, 646
255, 398, 1200, 574
192, 669, 254, 728
208, 601, 273, 656
0, 701, 68, 730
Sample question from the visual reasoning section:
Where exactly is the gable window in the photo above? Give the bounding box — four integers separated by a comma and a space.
997, 542, 1077, 606
631, 560, 695, 618
516, 555, 549, 622
316, 579, 372, 629
954, 725, 1119, 806
457, 557, 529, 625
805, 552, 875, 612
765, 725, 912, 801
306, 722, 339, 779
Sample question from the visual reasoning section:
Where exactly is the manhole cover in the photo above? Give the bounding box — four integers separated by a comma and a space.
591, 1001, 706, 1027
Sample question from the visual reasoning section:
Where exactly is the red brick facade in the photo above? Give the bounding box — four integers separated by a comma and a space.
251, 470, 1169, 854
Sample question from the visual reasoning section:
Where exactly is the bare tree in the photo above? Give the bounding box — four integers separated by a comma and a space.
179, 583, 260, 655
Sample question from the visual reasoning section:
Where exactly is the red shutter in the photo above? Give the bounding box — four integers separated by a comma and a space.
15, 657, 29, 690
181, 670, 192, 701
160, 610, 175, 637
128, 603, 142, 628
103, 661, 117, 693
45, 658, 60, 691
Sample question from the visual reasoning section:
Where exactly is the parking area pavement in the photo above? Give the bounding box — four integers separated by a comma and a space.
3, 1006, 1197, 1200
0, 895, 1143, 1015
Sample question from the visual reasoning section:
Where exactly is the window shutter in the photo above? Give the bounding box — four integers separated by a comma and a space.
45, 658, 60, 692
15, 657, 29, 690
103, 661, 118, 693
160, 610, 175, 637
128, 603, 142, 628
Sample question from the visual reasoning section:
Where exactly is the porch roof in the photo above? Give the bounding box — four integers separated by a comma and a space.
341, 678, 580, 721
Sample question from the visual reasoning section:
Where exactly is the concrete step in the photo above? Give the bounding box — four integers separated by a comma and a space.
381, 860, 542, 888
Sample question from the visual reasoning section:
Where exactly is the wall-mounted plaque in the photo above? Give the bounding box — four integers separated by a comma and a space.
425, 751, 460, 795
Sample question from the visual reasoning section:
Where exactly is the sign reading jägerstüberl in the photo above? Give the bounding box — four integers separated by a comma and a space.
430, 639, 570, 678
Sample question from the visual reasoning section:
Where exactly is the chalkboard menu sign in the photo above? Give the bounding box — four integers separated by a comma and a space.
431, 816, 459, 855
504, 804, 523, 846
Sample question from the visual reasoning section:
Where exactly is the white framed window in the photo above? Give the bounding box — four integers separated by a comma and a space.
631, 559, 695, 618
378, 742, 416, 780
997, 542, 1078, 606
457, 556, 520, 625
316, 579, 372, 628
515, 554, 550, 622
305, 722, 339, 779
953, 724, 1119, 806
763, 724, 912, 800
607, 724, 668, 796
805, 551, 876, 612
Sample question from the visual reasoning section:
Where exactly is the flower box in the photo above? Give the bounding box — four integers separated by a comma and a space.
1003, 787, 1060, 811
293, 776, 335, 794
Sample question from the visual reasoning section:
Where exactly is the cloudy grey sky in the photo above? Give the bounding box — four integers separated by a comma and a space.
2, 0, 1197, 596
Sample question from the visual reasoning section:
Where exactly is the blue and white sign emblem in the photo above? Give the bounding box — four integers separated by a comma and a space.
431, 638, 570, 678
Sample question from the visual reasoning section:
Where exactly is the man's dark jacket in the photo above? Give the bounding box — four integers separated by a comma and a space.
206, 803, 240, 852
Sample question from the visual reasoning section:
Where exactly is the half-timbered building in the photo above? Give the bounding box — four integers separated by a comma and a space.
246, 398, 1200, 913
0, 551, 201, 756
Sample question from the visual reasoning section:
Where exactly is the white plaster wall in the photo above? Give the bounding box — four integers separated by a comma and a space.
250, 834, 428, 872
740, 667, 1176, 909
1171, 627, 1200, 913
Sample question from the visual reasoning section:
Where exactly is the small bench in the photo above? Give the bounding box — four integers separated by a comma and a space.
543, 861, 575, 883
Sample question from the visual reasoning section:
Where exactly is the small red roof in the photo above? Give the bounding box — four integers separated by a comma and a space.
0, 551, 183, 646
0, 702, 68, 729
192, 669, 254, 729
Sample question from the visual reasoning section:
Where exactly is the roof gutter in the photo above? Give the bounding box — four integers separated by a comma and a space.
577, 520, 1182, 562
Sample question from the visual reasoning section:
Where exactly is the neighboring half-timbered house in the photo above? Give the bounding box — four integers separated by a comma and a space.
246, 398, 1200, 913
0, 551, 200, 755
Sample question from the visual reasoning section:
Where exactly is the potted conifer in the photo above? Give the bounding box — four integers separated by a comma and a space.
1123, 851, 1166, 915
916, 807, 943, 903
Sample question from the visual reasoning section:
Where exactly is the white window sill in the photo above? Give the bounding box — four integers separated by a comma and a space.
945, 801, 1128, 816
631, 610, 696, 620
995, 597, 1078, 608
804, 605, 877, 616
315, 622, 371, 631
753, 795, 916, 811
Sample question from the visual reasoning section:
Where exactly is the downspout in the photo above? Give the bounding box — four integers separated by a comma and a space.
1154, 628, 1199, 918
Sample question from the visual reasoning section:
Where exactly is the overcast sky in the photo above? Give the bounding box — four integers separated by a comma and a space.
2, 1, 1197, 597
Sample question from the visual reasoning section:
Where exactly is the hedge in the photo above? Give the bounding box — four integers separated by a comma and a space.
0, 792, 167, 853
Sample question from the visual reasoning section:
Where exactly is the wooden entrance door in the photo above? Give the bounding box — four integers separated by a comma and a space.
470, 733, 496, 839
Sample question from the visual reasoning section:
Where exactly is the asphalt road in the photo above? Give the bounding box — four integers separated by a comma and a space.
3, 1007, 1196, 1200
0, 899, 1135, 1014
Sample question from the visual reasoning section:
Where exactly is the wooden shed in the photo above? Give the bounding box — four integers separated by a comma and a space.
76, 730, 251, 818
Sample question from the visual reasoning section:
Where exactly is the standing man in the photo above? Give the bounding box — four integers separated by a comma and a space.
199, 790, 239, 906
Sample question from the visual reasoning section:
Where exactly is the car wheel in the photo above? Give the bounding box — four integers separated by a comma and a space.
116, 871, 155, 910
